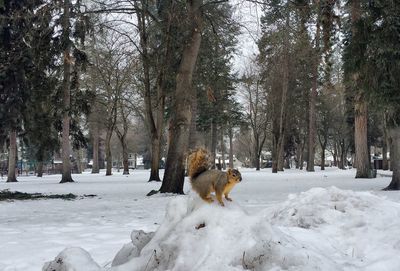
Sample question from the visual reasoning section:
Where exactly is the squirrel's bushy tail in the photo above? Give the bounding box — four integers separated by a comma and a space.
188, 148, 210, 180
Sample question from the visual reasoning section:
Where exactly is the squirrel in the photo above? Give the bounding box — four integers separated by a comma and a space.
188, 148, 242, 206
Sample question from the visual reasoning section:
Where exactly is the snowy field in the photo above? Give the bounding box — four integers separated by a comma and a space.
1, 168, 400, 270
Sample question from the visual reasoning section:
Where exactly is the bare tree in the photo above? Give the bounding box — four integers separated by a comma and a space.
115, 93, 136, 175
91, 31, 135, 176
241, 66, 268, 171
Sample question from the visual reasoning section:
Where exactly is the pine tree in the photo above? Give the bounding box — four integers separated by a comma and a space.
56, 0, 91, 183
0, 0, 45, 182
362, 0, 400, 189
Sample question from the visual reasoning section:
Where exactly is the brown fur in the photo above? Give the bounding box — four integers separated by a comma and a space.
188, 148, 242, 206
188, 148, 210, 180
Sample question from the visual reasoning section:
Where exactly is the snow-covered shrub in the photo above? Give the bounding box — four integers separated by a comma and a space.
42, 247, 101, 271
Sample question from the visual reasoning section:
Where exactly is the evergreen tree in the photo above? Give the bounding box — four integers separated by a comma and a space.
194, 3, 240, 167
0, 0, 45, 182
362, 0, 400, 189
23, 3, 60, 177
56, 0, 91, 183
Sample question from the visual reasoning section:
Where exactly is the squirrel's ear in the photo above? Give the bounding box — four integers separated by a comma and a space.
227, 168, 232, 175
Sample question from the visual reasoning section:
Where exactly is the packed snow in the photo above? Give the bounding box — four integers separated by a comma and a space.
1, 168, 400, 271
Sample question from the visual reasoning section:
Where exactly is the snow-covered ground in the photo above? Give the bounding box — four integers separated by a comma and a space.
0, 168, 399, 270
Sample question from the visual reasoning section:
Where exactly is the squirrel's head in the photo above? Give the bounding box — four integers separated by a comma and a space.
227, 168, 242, 183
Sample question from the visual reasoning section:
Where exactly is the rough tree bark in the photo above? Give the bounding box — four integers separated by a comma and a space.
382, 113, 389, 170
277, 134, 285, 171
105, 129, 113, 176
116, 125, 129, 175
160, 0, 203, 194
91, 122, 100, 173
37, 161, 44, 177
253, 137, 261, 171
354, 94, 370, 178
384, 127, 400, 190
60, 0, 73, 183
7, 130, 17, 182
350, 0, 370, 178
121, 141, 129, 175
318, 133, 328, 170
272, 122, 279, 173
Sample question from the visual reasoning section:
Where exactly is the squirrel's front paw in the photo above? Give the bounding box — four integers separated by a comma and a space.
219, 201, 225, 207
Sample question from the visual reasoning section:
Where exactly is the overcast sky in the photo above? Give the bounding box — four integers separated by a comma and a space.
232, 1, 262, 75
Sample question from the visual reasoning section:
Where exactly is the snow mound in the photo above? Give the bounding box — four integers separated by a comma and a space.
267, 186, 387, 228
110, 195, 333, 271
42, 247, 101, 271
43, 187, 400, 271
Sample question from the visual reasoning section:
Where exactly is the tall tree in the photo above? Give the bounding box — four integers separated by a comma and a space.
360, 0, 400, 188
343, 0, 371, 178
90, 31, 134, 176
241, 68, 268, 171
59, 0, 74, 183
160, 0, 204, 194
0, 0, 44, 182
56, 0, 91, 183
133, 0, 176, 182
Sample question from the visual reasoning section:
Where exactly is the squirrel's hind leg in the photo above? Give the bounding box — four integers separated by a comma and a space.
200, 192, 214, 203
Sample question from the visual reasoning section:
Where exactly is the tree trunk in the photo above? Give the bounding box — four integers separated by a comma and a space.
276, 9, 290, 173
272, 130, 279, 173
121, 139, 129, 175
221, 131, 226, 170
37, 161, 44, 177
160, 0, 203, 194
299, 149, 304, 170
136, 0, 169, 183
76, 149, 82, 174
122, 153, 129, 175
384, 127, 400, 190
354, 95, 370, 178
295, 147, 301, 169
7, 130, 17, 182
321, 144, 326, 170
307, 14, 321, 172
382, 141, 388, 170
297, 136, 305, 170
105, 130, 112, 176
277, 133, 285, 171
254, 151, 261, 170
189, 86, 198, 149
60, 0, 73, 183
389, 137, 393, 171
228, 128, 234, 168
92, 123, 99, 173
382, 113, 389, 170
285, 156, 290, 169
149, 138, 161, 181
333, 143, 338, 167
210, 120, 217, 169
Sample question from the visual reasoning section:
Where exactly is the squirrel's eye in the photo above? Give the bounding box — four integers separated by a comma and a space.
233, 174, 236, 177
